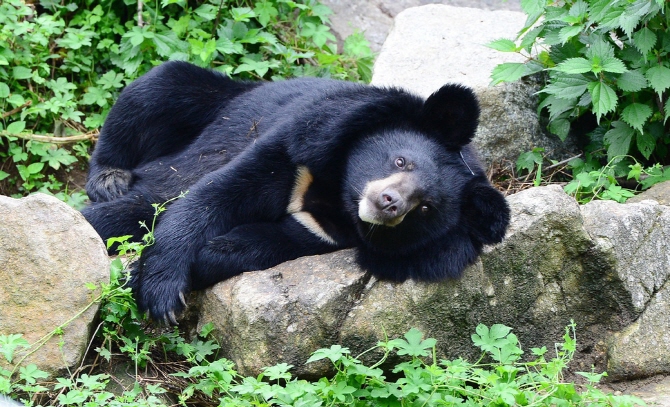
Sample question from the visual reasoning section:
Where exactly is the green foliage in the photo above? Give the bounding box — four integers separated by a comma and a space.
516, 147, 546, 186
0, 0, 373, 203
564, 153, 670, 203
489, 0, 670, 202
0, 306, 646, 407
0, 135, 88, 207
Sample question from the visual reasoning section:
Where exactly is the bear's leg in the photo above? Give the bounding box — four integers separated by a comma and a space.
190, 217, 341, 289
81, 193, 156, 247
132, 142, 299, 323
86, 61, 258, 202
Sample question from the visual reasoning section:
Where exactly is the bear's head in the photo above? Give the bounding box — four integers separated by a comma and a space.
342, 84, 510, 282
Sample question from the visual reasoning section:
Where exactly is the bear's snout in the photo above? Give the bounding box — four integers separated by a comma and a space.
358, 173, 420, 227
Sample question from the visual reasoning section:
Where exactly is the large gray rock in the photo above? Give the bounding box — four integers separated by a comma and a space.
371, 5, 579, 167
627, 180, 670, 206
197, 186, 670, 381
321, 0, 522, 53
581, 200, 670, 378
0, 194, 109, 377
197, 252, 368, 377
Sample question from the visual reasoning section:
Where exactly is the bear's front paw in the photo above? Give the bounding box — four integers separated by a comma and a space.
133, 251, 190, 325
86, 167, 133, 202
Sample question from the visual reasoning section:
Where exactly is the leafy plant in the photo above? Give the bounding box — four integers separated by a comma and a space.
1, 304, 646, 406
516, 147, 547, 186
489, 0, 670, 201
490, 0, 669, 158
565, 154, 670, 202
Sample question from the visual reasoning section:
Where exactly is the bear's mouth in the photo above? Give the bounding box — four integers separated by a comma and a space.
357, 173, 420, 227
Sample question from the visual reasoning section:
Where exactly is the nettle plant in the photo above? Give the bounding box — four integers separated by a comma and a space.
489, 0, 670, 202
0, 0, 373, 205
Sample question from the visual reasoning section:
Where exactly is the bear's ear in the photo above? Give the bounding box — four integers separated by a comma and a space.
460, 177, 510, 245
421, 84, 480, 148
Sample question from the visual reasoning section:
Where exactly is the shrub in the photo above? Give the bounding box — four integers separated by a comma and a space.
489, 0, 670, 201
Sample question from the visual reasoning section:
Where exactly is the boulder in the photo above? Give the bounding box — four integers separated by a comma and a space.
321, 0, 522, 53
197, 252, 368, 378
370, 5, 580, 167
581, 199, 670, 378
627, 180, 670, 206
199, 186, 670, 381
0, 194, 109, 378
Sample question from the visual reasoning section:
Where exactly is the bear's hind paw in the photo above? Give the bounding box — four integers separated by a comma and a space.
86, 167, 133, 202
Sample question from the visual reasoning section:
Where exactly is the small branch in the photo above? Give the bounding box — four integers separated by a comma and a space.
1, 100, 32, 119
137, 0, 144, 27
543, 153, 583, 172
0, 130, 99, 144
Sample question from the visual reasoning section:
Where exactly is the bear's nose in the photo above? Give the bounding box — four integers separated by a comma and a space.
377, 189, 402, 215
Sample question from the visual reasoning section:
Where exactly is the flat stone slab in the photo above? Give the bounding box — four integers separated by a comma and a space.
321, 0, 522, 53
371, 4, 527, 96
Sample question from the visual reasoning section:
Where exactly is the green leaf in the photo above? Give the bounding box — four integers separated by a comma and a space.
42, 147, 78, 170
0, 171, 9, 181
7, 121, 26, 134
97, 71, 125, 90
601, 184, 636, 203
306, 344, 350, 364
617, 69, 648, 92
549, 118, 571, 140
645, 65, 670, 95
516, 147, 544, 173
254, 1, 278, 26
558, 25, 582, 44
539, 76, 590, 99
263, 363, 293, 381
231, 7, 256, 22
621, 103, 652, 133
632, 27, 657, 57
665, 98, 670, 124
472, 324, 515, 355
636, 130, 656, 160
520, 0, 545, 17
553, 57, 592, 74
13, 66, 33, 80
628, 162, 643, 181
641, 165, 670, 189
490, 62, 532, 85
17, 162, 45, 181
343, 32, 372, 58
617, 7, 645, 37
194, 4, 218, 20
0, 334, 30, 363
0, 82, 9, 98
539, 94, 578, 121
153, 32, 185, 58
604, 121, 634, 159
310, 3, 333, 24
301, 22, 336, 48
389, 328, 436, 358
519, 25, 543, 52
588, 81, 618, 122
82, 86, 112, 107
216, 37, 244, 55
600, 57, 627, 74
486, 38, 518, 52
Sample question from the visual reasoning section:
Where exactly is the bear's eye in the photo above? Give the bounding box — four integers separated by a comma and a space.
420, 204, 430, 214
395, 157, 405, 168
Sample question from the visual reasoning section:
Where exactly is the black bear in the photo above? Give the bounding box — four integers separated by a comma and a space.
82, 61, 510, 324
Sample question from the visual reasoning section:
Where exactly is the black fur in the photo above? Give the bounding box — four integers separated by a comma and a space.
82, 61, 510, 323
